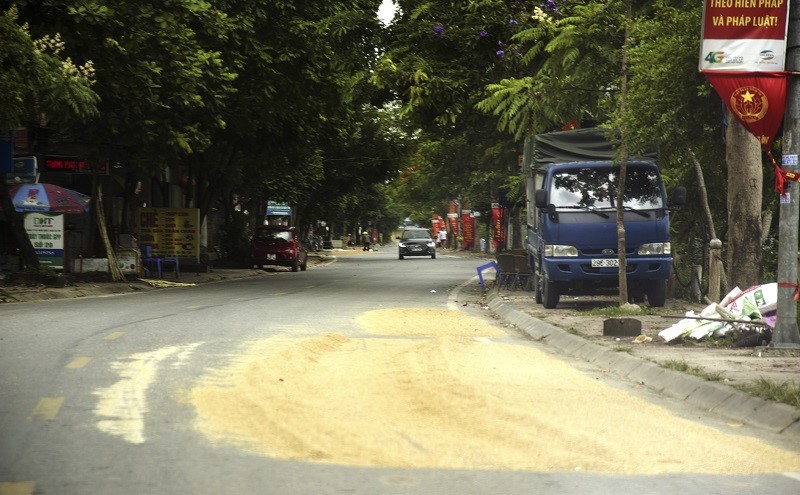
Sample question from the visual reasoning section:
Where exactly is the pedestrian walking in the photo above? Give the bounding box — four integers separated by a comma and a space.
437, 229, 447, 249
362, 231, 371, 251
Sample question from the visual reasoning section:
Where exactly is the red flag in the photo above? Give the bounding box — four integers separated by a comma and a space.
704, 71, 788, 150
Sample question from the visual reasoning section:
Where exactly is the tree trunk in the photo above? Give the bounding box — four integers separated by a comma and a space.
688, 147, 729, 293
0, 182, 39, 270
616, 0, 632, 306
511, 206, 523, 250
725, 107, 763, 289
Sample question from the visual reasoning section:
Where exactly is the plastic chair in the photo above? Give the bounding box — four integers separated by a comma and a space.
496, 254, 517, 289
513, 255, 532, 291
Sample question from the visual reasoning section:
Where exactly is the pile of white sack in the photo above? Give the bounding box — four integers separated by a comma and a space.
658, 283, 777, 343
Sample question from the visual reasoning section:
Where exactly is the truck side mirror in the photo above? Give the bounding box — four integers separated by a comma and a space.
671, 186, 687, 207
534, 189, 548, 209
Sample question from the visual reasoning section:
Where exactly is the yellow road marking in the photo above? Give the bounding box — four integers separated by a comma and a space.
27, 397, 63, 421
66, 357, 91, 369
0, 482, 36, 495
104, 332, 125, 340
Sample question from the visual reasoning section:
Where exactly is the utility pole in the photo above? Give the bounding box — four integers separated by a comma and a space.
773, 0, 800, 348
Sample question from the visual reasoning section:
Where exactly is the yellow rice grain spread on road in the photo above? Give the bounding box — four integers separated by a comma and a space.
189, 307, 800, 473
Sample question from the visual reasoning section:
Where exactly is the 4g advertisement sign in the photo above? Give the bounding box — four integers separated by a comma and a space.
136, 208, 200, 260
699, 0, 789, 72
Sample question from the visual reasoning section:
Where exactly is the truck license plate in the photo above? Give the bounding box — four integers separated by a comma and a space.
591, 258, 619, 268
266, 254, 276, 260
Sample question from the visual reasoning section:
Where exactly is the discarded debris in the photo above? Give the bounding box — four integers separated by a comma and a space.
139, 279, 197, 288
658, 283, 777, 345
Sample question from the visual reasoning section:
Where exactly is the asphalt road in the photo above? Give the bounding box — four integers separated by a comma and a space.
1, 249, 799, 495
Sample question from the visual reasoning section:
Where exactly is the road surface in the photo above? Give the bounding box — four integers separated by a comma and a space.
1, 249, 799, 494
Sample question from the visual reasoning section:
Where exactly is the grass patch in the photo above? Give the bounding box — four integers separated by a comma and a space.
612, 345, 633, 353
659, 359, 724, 381
580, 306, 652, 317
733, 378, 800, 408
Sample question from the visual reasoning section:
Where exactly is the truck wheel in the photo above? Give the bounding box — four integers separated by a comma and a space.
542, 276, 560, 309
628, 284, 645, 304
533, 259, 543, 304
292, 261, 299, 272
646, 280, 667, 307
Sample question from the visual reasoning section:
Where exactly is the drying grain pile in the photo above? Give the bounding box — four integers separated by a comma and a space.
189, 307, 800, 473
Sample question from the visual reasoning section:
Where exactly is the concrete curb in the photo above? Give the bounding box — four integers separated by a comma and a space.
487, 292, 800, 440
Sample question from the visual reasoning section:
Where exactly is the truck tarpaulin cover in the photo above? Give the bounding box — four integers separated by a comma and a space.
532, 128, 657, 170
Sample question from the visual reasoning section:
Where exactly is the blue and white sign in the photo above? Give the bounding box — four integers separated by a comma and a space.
266, 201, 292, 216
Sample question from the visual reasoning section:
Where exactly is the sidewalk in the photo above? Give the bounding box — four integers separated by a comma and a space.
485, 287, 800, 440
0, 252, 338, 304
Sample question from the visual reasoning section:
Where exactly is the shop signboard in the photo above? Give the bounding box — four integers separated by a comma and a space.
136, 207, 200, 260
24, 212, 65, 269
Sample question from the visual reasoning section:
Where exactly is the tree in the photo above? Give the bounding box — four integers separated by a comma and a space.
15, 0, 399, 252
479, 0, 767, 296
622, 0, 765, 291
725, 110, 763, 289
372, 0, 525, 224
0, 5, 98, 269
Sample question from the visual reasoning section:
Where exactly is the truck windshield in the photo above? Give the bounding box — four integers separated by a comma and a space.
550, 165, 663, 210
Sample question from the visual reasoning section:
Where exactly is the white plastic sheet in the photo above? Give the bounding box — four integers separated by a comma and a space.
658, 283, 776, 343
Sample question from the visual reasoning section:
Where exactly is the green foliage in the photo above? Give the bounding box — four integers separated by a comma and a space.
4, 0, 767, 282
0, 6, 98, 129
734, 378, 800, 408
218, 211, 251, 262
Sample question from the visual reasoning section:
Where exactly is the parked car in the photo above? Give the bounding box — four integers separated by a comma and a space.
249, 226, 307, 271
397, 228, 436, 259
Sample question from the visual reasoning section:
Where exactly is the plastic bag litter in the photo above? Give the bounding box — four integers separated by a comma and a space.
658, 283, 777, 343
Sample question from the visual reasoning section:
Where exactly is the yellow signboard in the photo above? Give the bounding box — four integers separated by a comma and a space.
136, 208, 200, 260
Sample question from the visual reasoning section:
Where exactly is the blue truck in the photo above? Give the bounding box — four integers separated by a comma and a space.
525, 128, 685, 308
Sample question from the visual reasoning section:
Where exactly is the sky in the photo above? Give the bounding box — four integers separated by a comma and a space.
378, 0, 396, 25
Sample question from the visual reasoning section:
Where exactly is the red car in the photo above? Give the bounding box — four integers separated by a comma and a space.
249, 226, 308, 272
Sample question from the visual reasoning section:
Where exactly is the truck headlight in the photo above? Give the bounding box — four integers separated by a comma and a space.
398, 242, 407, 248
544, 244, 578, 257
638, 242, 670, 255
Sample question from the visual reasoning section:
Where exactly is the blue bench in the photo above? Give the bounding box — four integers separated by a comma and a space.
142, 256, 180, 279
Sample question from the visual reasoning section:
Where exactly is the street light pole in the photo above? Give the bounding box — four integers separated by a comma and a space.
773, 0, 800, 348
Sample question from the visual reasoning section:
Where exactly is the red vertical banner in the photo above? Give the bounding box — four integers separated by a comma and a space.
699, 0, 791, 192
447, 201, 458, 237
461, 208, 474, 249
492, 204, 501, 250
